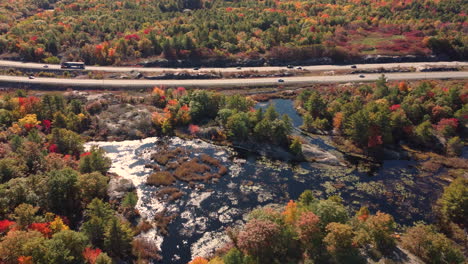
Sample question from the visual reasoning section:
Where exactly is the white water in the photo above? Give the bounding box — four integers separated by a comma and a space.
85, 137, 247, 261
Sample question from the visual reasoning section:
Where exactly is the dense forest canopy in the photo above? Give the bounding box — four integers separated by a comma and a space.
0, 0, 466, 65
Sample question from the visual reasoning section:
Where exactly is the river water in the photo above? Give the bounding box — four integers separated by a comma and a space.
86, 99, 442, 263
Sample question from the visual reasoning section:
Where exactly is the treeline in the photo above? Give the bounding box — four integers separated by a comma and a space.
0, 0, 466, 64
150, 88, 296, 149
190, 179, 467, 264
296, 78, 466, 154
0, 91, 154, 263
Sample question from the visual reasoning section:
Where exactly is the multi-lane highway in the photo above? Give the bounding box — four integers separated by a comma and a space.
1, 71, 467, 89
0, 60, 467, 73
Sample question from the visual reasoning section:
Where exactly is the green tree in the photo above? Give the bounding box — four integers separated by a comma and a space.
0, 157, 27, 183
313, 198, 349, 229
446, 137, 463, 156
53, 112, 68, 129
226, 112, 250, 140
104, 218, 134, 258
79, 147, 111, 174
77, 172, 109, 204
47, 168, 80, 216
437, 177, 468, 227
289, 137, 302, 157
95, 253, 113, 264
45, 230, 88, 264
82, 199, 114, 248
413, 120, 433, 146
13, 203, 39, 229
50, 128, 84, 155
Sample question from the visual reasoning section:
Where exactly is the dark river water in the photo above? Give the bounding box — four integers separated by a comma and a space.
90, 99, 445, 263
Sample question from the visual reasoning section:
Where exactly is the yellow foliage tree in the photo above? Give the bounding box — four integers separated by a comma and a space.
283, 200, 298, 225
18, 114, 40, 129
49, 216, 69, 234
333, 112, 344, 132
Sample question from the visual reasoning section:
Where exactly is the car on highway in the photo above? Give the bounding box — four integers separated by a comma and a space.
193, 67, 200, 70
296, 66, 302, 70
359, 74, 365, 78
236, 66, 241, 70
287, 65, 293, 69
278, 79, 285, 83
28, 75, 35, 79
43, 65, 48, 68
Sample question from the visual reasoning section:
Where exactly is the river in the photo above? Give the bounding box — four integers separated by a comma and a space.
86, 99, 442, 263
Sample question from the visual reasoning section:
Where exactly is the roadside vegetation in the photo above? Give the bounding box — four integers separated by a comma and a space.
0, 0, 466, 65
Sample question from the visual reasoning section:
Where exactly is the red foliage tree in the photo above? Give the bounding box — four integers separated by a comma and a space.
189, 124, 200, 135
48, 143, 58, 153
435, 118, 458, 135
28, 222, 52, 238
125, 34, 140, 41
0, 219, 15, 233
42, 120, 52, 133
389, 104, 401, 111
83, 247, 102, 264
295, 211, 320, 242
237, 219, 280, 257
80, 152, 91, 157
18, 256, 33, 264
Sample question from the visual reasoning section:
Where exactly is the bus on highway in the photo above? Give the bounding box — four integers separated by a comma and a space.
61, 62, 85, 69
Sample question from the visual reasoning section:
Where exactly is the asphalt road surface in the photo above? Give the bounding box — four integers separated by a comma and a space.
1, 71, 466, 89
0, 60, 467, 73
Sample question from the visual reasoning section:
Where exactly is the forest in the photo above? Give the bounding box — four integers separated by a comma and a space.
0, 87, 296, 263
0, 80, 466, 263
0, 0, 466, 65
297, 77, 467, 156
189, 183, 467, 264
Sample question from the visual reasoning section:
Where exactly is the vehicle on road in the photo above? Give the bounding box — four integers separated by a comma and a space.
193, 67, 200, 70
351, 65, 357, 68
296, 66, 302, 70
61, 62, 85, 69
359, 74, 365, 78
236, 66, 241, 70
28, 75, 35, 79
278, 79, 285, 83
43, 65, 48, 68
287, 65, 293, 69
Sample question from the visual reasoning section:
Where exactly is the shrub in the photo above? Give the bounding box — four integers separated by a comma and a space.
132, 238, 162, 261
147, 171, 175, 186
446, 137, 463, 156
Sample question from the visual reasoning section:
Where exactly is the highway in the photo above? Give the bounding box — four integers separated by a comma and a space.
1, 71, 467, 89
0, 59, 467, 73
